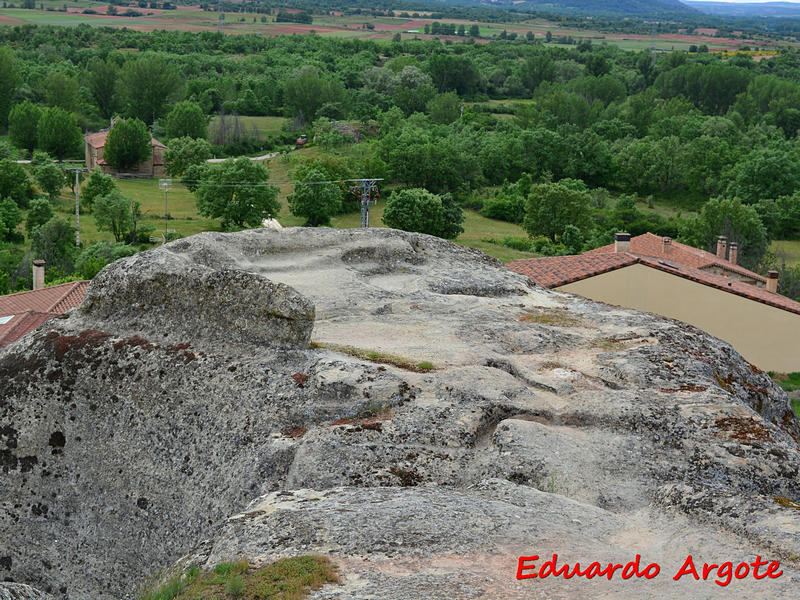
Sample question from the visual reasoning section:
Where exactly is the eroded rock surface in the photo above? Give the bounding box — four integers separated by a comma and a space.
1, 228, 798, 599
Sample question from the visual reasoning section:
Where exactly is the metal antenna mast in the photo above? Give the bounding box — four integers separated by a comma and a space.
159, 178, 172, 242
348, 179, 382, 228
64, 166, 88, 247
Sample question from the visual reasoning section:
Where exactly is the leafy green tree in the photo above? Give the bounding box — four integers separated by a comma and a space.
104, 118, 151, 170
82, 169, 116, 212
524, 182, 591, 242
75, 241, 137, 279
0, 47, 19, 128
193, 158, 279, 230
43, 72, 79, 112
427, 92, 461, 124
8, 100, 41, 154
755, 194, 800, 240
31, 217, 77, 274
93, 190, 141, 243
164, 136, 212, 177
25, 197, 54, 235
0, 159, 33, 207
119, 54, 181, 124
725, 146, 800, 205
87, 59, 119, 120
288, 168, 342, 227
284, 66, 346, 125
427, 54, 480, 95
382, 188, 464, 239
679, 196, 769, 270
165, 101, 207, 140
0, 197, 22, 242
37, 107, 82, 161
34, 159, 64, 200
0, 141, 16, 160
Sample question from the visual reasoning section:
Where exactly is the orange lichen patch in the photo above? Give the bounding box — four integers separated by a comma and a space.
774, 496, 800, 511
281, 426, 308, 439
292, 372, 309, 388
660, 385, 708, 393
715, 416, 772, 443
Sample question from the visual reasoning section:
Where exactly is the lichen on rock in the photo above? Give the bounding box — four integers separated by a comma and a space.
0, 228, 798, 600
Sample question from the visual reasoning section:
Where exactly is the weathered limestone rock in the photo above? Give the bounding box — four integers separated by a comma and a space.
0, 228, 798, 599
0, 584, 52, 600
77, 245, 315, 350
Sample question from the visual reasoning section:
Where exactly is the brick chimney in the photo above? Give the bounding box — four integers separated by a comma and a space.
716, 236, 727, 260
32, 259, 45, 291
728, 242, 738, 265
766, 270, 779, 293
662, 236, 672, 254
614, 232, 631, 253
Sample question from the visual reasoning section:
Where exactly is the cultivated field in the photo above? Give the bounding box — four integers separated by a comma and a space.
0, 0, 780, 52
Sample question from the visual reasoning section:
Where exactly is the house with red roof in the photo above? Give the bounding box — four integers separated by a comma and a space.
508, 232, 800, 372
0, 280, 89, 350
85, 119, 167, 178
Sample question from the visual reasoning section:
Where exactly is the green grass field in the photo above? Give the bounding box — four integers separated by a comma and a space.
209, 115, 288, 139
771, 240, 800, 266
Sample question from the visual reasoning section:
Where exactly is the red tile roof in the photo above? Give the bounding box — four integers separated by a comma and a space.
508, 234, 800, 317
84, 130, 166, 150
508, 253, 637, 288
0, 312, 57, 349
0, 281, 89, 349
584, 232, 766, 283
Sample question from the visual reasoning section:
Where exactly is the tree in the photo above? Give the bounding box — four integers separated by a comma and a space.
25, 197, 54, 235
164, 136, 212, 177
679, 197, 769, 270
165, 101, 208, 140
427, 92, 461, 124
0, 159, 33, 207
382, 188, 464, 239
193, 158, 279, 229
31, 217, 77, 274
8, 100, 41, 154
82, 169, 116, 212
469, 24, 479, 37
93, 190, 141, 243
524, 182, 591, 242
0, 47, 19, 128
75, 241, 137, 279
119, 54, 181, 124
0, 197, 22, 242
43, 72, 79, 112
37, 107, 82, 161
87, 59, 119, 120
34, 159, 65, 200
288, 168, 341, 227
104, 118, 151, 171
284, 66, 346, 125
725, 146, 800, 205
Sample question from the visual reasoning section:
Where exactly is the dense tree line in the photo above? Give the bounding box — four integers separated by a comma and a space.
2, 25, 800, 296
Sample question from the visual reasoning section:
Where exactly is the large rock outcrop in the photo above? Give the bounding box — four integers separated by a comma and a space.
1, 228, 798, 599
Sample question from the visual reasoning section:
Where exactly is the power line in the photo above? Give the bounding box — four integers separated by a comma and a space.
179, 178, 384, 187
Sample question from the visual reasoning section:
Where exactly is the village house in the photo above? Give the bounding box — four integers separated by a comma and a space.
84, 119, 167, 178
0, 261, 88, 350
508, 232, 800, 372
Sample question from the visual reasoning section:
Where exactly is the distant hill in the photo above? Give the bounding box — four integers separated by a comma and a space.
469, 0, 697, 16
685, 1, 800, 17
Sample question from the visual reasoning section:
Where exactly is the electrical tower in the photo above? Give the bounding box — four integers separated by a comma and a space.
348, 179, 382, 228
